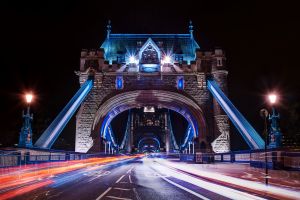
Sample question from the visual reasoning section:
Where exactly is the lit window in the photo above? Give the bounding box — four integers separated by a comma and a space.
115, 76, 123, 89
177, 76, 184, 90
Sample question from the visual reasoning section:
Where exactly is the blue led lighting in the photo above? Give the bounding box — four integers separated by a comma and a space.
177, 77, 184, 90
181, 125, 194, 148
207, 79, 265, 149
141, 64, 160, 72
116, 76, 123, 89
35, 80, 93, 149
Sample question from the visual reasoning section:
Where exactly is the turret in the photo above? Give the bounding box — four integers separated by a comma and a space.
211, 48, 230, 153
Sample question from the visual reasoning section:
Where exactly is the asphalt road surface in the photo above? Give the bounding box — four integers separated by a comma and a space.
0, 157, 293, 200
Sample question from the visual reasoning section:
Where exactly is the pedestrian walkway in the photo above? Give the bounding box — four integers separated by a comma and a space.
164, 158, 300, 190
154, 158, 300, 200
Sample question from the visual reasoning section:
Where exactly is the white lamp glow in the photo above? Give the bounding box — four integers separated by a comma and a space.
129, 56, 136, 64
25, 94, 33, 104
268, 94, 277, 104
163, 56, 171, 64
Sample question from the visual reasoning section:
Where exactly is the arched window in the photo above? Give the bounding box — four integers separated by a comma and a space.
141, 45, 159, 64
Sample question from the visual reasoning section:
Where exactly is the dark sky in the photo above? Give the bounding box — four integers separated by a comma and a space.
0, 1, 299, 150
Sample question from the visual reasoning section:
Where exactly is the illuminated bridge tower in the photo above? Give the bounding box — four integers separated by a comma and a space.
74, 21, 231, 153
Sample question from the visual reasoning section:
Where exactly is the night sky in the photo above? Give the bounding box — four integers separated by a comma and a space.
0, 1, 299, 150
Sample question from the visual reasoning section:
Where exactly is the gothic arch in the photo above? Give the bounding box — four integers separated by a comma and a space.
138, 38, 161, 64
89, 90, 208, 152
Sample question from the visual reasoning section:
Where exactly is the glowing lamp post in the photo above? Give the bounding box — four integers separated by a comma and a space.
25, 94, 33, 104
268, 94, 277, 105
18, 93, 34, 148
260, 107, 269, 186
267, 93, 282, 149
260, 93, 282, 185
263, 93, 277, 186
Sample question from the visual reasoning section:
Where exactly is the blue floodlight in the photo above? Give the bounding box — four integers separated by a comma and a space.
177, 77, 184, 90
116, 76, 123, 89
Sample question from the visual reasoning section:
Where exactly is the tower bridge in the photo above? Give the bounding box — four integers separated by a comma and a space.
35, 22, 264, 153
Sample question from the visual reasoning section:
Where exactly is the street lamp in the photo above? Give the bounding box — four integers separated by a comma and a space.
18, 92, 34, 148
267, 93, 282, 149
260, 93, 279, 186
260, 108, 269, 185
264, 93, 277, 186
268, 94, 277, 105
25, 94, 33, 104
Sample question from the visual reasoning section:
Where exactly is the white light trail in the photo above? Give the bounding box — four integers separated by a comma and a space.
152, 162, 266, 200
156, 159, 300, 200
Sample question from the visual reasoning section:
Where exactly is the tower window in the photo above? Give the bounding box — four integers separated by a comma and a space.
115, 76, 123, 90
217, 58, 222, 66
177, 76, 184, 90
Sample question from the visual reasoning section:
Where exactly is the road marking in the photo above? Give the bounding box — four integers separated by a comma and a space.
95, 187, 112, 200
88, 171, 111, 182
154, 163, 267, 200
126, 166, 134, 174
106, 196, 132, 200
113, 187, 131, 191
119, 181, 128, 183
144, 172, 168, 178
158, 175, 210, 200
129, 175, 132, 183
116, 175, 125, 183
133, 188, 141, 200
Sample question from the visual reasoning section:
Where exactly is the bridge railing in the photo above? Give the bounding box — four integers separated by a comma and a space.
0, 148, 115, 168
178, 149, 300, 171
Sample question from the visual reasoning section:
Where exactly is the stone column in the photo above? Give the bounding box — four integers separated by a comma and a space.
211, 48, 230, 153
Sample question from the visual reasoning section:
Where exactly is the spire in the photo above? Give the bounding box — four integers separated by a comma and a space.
107, 20, 111, 39
189, 20, 194, 39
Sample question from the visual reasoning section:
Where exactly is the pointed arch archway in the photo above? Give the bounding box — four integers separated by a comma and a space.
89, 90, 208, 152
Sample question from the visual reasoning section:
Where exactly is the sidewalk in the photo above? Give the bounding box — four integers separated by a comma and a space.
165, 159, 300, 189
154, 158, 300, 200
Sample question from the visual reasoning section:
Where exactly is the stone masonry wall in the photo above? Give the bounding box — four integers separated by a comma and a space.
75, 72, 213, 153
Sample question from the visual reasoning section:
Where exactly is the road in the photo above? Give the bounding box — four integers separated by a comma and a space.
0, 156, 298, 200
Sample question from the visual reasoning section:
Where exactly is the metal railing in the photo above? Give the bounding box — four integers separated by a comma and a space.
0, 150, 111, 168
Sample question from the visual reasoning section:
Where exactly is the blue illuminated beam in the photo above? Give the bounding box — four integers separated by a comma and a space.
35, 80, 93, 149
207, 79, 265, 149
181, 125, 194, 149
104, 124, 117, 148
